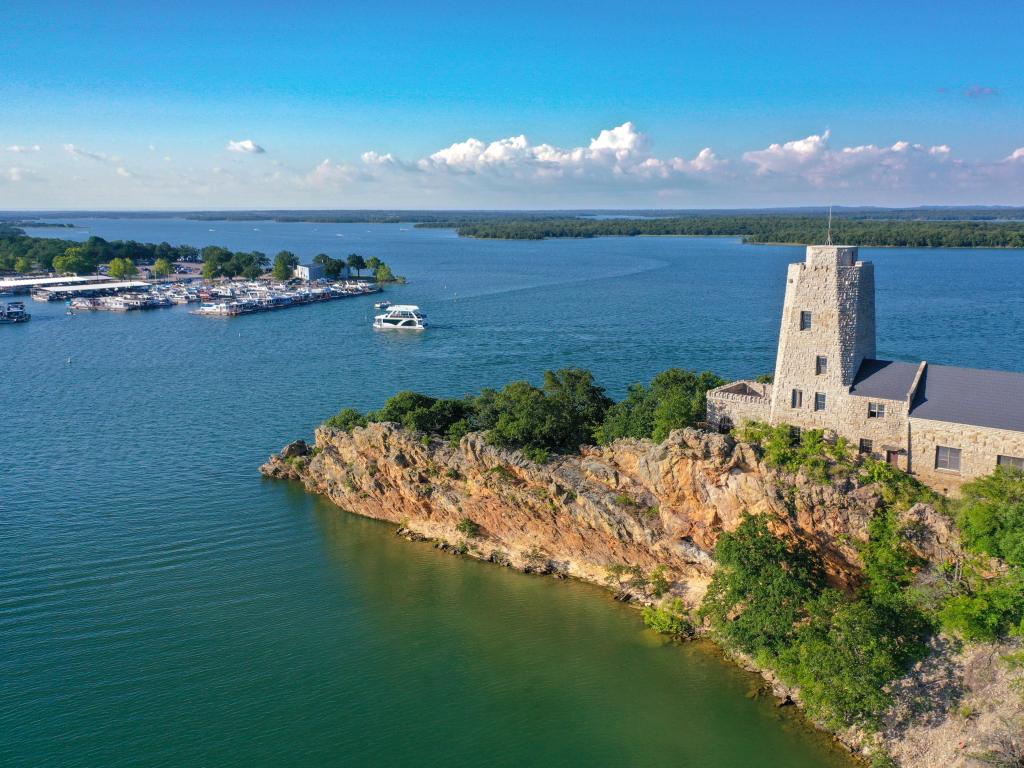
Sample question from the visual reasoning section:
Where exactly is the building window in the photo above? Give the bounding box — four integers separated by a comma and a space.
815, 356, 828, 375
997, 455, 1024, 470
859, 438, 873, 454
868, 402, 886, 419
814, 392, 826, 411
791, 389, 803, 408
935, 446, 962, 473
800, 311, 812, 330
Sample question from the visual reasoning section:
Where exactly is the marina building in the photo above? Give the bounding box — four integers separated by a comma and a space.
294, 263, 326, 281
706, 244, 1024, 494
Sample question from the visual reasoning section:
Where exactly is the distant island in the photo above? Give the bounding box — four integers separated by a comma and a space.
5, 207, 1024, 247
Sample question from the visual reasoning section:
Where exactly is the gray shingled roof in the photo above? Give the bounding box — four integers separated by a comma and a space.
849, 359, 920, 401
910, 364, 1024, 432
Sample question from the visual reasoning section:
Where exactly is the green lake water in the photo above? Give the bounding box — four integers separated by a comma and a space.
5, 219, 1023, 766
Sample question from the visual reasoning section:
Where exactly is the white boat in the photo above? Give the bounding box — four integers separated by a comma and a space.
0, 301, 30, 323
373, 304, 427, 330
374, 300, 392, 310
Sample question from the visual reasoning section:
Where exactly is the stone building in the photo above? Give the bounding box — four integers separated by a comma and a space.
707, 244, 1024, 494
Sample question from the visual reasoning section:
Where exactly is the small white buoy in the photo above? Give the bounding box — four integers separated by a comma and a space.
66, 357, 72, 365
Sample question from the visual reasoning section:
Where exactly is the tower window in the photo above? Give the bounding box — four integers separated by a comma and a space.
791, 389, 803, 408
935, 446, 962, 473
867, 402, 886, 418
997, 455, 1024, 470
859, 438, 873, 454
814, 392, 826, 411
800, 311, 812, 330
815, 356, 827, 375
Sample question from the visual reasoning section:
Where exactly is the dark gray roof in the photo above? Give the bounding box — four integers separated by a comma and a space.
910, 364, 1024, 432
849, 359, 920, 401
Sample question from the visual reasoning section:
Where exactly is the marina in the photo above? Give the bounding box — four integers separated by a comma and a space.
191, 279, 381, 317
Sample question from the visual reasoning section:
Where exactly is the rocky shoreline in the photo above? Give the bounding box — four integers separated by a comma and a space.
261, 422, 1022, 767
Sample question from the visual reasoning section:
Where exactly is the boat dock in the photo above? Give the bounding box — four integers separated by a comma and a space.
0, 275, 113, 295
191, 280, 380, 317
33, 281, 151, 302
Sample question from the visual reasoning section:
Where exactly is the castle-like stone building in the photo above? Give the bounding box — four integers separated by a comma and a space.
707, 244, 1024, 494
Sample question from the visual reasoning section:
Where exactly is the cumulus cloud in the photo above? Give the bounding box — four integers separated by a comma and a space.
409, 122, 718, 185
742, 131, 957, 189
116, 167, 134, 178
1007, 148, 1024, 162
227, 139, 265, 154
6, 144, 40, 153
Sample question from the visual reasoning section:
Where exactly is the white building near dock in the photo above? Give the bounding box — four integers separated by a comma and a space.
294, 263, 325, 281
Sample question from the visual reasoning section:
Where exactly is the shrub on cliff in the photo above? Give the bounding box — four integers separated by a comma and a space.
595, 369, 724, 444
733, 422, 854, 483
703, 513, 930, 730
701, 515, 824, 659
957, 466, 1024, 567
325, 408, 367, 432
778, 590, 930, 729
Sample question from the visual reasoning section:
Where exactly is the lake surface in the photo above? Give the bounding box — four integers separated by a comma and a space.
4, 219, 1024, 767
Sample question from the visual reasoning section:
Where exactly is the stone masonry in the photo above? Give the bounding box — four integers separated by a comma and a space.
707, 244, 1024, 494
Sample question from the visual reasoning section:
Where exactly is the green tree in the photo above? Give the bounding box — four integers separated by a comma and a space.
595, 368, 724, 444
374, 264, 395, 282
13, 255, 33, 273
151, 257, 173, 278
366, 256, 382, 272
347, 253, 367, 277
957, 466, 1024, 566
53, 246, 94, 275
272, 250, 298, 280
541, 368, 612, 449
701, 514, 824, 658
779, 591, 929, 729
107, 257, 138, 280
314, 253, 346, 279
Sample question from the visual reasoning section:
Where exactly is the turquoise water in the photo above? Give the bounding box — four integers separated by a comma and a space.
4, 220, 1024, 767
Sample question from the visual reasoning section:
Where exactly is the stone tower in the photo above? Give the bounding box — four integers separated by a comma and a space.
768, 245, 875, 430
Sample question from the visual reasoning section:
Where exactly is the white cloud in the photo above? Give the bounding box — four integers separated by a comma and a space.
410, 122, 717, 186
63, 143, 108, 162
6, 144, 40, 153
227, 139, 265, 154
6, 123, 1024, 207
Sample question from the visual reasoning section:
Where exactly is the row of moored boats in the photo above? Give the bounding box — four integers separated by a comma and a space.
190, 280, 380, 316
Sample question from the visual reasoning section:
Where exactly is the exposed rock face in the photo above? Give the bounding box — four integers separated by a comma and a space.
262, 423, 892, 602
260, 422, 1023, 768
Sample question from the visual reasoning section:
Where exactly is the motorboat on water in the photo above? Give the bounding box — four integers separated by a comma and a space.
0, 301, 31, 323
372, 304, 427, 330
374, 299, 392, 310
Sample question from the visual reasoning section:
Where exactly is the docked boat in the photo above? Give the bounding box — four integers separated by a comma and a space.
0, 301, 31, 323
373, 304, 427, 330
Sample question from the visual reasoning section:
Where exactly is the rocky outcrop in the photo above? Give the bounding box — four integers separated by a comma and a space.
262, 423, 899, 603
260, 423, 1022, 767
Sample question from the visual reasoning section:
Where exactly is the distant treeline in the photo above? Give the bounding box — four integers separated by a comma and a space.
425, 216, 1024, 247
8, 206, 1024, 225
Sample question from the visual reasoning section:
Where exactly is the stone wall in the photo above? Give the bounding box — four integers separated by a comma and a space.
706, 381, 772, 429
909, 417, 1024, 494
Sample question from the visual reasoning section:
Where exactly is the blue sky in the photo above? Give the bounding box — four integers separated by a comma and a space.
2, 0, 1022, 208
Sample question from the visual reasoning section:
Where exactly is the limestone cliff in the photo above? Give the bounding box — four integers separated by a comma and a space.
261, 423, 1023, 768
263, 424, 887, 603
